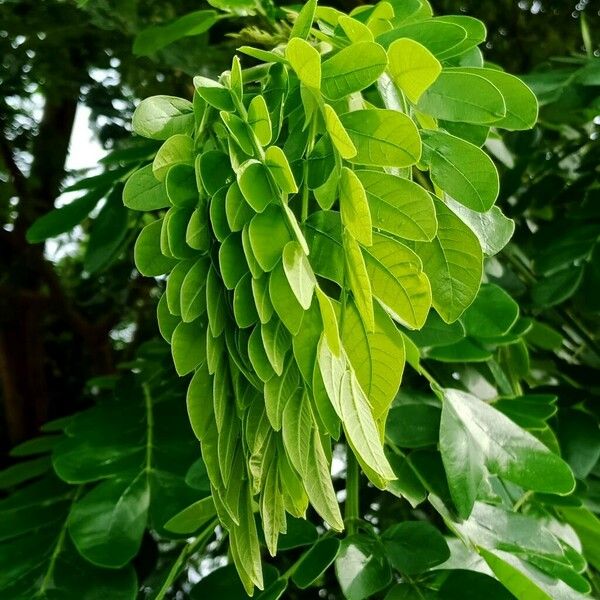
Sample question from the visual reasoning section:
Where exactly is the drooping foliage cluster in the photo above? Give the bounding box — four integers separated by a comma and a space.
1, 1, 599, 599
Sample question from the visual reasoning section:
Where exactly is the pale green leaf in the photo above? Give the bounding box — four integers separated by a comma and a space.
323, 104, 357, 159
286, 37, 321, 89
282, 241, 316, 309
340, 167, 372, 246
387, 38, 441, 103
321, 41, 387, 100
356, 169, 437, 241
362, 232, 431, 329
340, 109, 421, 168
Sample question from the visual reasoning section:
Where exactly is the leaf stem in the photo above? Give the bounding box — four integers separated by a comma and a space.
38, 486, 83, 596
345, 446, 360, 536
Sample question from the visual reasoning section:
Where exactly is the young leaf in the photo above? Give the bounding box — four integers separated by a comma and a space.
362, 232, 431, 329
248, 95, 272, 147
341, 300, 404, 419
321, 41, 388, 100
286, 37, 321, 89
340, 167, 372, 246
343, 231, 374, 331
340, 109, 421, 168
237, 160, 278, 213
282, 241, 316, 309
323, 104, 357, 159
193, 76, 235, 112
356, 169, 437, 241
290, 0, 318, 40
387, 38, 442, 103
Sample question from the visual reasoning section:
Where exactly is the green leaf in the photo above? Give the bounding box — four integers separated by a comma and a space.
315, 288, 341, 356
387, 38, 441, 103
265, 146, 298, 194
440, 388, 576, 518
324, 104, 357, 159
305, 427, 344, 530
152, 134, 194, 181
218, 232, 247, 289
321, 41, 387, 100
234, 273, 259, 328
220, 111, 255, 155
406, 310, 465, 348
342, 300, 404, 419
270, 262, 305, 334
123, 164, 169, 211
197, 150, 234, 196
362, 232, 431, 329
132, 96, 194, 139
290, 0, 318, 40
249, 205, 292, 271
343, 231, 374, 330
237, 159, 278, 213
444, 197, 514, 255
338, 15, 374, 43
187, 205, 210, 251
166, 165, 197, 211
340, 167, 372, 246
480, 548, 588, 600
69, 475, 150, 568
438, 570, 515, 600
377, 19, 467, 58
356, 169, 437, 241
26, 187, 106, 243
412, 200, 482, 322
164, 496, 216, 534
193, 76, 235, 112
180, 257, 210, 322
248, 95, 272, 147
421, 130, 499, 211
134, 219, 178, 276
340, 109, 421, 168
335, 534, 392, 600
261, 318, 291, 376
286, 37, 321, 89
386, 403, 440, 448
226, 182, 254, 232
382, 521, 450, 574
451, 67, 539, 130
171, 320, 206, 376
417, 71, 506, 124
318, 336, 395, 481
292, 537, 341, 589
133, 11, 217, 56
461, 283, 519, 338
282, 241, 316, 309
